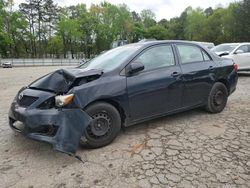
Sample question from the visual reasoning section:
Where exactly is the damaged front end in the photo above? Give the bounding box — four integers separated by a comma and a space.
8, 68, 102, 154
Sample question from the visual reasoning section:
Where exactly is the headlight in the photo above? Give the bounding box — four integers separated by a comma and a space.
55, 94, 74, 107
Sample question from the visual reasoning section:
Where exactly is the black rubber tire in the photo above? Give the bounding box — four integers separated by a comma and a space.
80, 102, 121, 149
206, 82, 228, 113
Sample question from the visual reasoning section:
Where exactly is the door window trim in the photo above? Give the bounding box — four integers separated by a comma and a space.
125, 44, 177, 75
201, 50, 212, 62
175, 43, 212, 65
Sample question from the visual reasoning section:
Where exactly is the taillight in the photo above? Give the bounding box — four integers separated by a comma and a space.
233, 63, 238, 71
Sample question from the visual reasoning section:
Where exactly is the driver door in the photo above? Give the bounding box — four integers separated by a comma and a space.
126, 44, 183, 122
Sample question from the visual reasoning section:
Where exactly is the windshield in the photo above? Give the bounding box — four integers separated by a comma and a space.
80, 44, 141, 71
211, 44, 238, 53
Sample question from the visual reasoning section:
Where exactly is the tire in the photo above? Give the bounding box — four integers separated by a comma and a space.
80, 102, 121, 149
206, 82, 228, 113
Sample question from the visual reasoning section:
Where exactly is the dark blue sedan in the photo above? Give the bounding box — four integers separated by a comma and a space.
9, 40, 238, 154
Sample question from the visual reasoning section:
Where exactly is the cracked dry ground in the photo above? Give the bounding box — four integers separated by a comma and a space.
0, 67, 250, 188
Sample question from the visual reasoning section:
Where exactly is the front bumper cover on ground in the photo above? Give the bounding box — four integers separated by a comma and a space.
9, 103, 92, 154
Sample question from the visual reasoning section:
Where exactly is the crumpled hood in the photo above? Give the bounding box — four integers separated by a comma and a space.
29, 68, 103, 93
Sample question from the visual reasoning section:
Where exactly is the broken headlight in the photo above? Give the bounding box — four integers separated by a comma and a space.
55, 94, 74, 107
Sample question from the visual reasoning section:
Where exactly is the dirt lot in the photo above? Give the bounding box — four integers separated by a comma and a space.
0, 67, 250, 188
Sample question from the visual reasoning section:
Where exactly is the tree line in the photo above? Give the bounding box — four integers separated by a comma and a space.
0, 0, 249, 59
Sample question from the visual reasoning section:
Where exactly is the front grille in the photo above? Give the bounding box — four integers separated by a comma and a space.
18, 95, 38, 107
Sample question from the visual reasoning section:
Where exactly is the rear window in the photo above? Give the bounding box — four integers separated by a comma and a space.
177, 45, 205, 64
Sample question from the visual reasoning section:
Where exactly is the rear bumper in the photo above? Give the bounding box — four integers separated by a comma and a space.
228, 71, 238, 96
9, 102, 92, 154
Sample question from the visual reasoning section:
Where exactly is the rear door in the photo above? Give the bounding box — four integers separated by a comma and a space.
175, 44, 215, 107
126, 44, 183, 121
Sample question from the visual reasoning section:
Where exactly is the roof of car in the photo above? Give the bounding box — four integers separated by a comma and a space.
137, 41, 250, 47
137, 40, 200, 45
131, 40, 221, 60
135, 40, 211, 50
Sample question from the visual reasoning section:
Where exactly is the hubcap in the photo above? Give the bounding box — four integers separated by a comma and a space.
214, 90, 224, 106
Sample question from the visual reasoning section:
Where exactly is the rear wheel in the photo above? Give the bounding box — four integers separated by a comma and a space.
80, 102, 121, 148
206, 82, 228, 113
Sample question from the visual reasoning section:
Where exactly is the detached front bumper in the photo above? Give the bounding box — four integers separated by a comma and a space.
9, 102, 92, 154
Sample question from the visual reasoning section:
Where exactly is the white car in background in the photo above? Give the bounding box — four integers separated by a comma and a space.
1, 62, 12, 68
211, 43, 250, 71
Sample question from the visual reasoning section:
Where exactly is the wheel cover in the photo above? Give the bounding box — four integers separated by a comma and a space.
213, 90, 224, 106
86, 112, 112, 138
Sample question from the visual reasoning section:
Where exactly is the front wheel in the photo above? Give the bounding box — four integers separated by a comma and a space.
206, 82, 228, 113
80, 102, 121, 149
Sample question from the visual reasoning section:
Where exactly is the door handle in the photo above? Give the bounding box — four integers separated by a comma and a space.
171, 72, 181, 77
209, 66, 215, 70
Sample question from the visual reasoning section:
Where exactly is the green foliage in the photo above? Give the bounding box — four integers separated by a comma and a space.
57, 14, 81, 58
168, 11, 187, 40
184, 8, 206, 41
140, 9, 156, 28
233, 0, 250, 42
0, 0, 248, 58
145, 25, 169, 40
47, 36, 63, 57
0, 31, 11, 57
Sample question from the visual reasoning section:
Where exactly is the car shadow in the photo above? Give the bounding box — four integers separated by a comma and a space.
122, 108, 205, 134
7, 108, 209, 165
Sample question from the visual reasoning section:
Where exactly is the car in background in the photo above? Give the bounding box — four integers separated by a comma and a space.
211, 43, 250, 71
80, 58, 89, 65
138, 39, 156, 43
194, 41, 215, 49
111, 40, 128, 49
1, 62, 12, 68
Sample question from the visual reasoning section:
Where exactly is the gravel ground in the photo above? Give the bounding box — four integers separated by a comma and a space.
0, 67, 250, 188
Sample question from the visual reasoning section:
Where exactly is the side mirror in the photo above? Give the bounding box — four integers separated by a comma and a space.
235, 49, 244, 54
219, 52, 229, 57
127, 61, 144, 75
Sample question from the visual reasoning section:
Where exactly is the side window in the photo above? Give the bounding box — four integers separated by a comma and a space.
237, 45, 248, 53
177, 45, 204, 64
136, 45, 175, 72
202, 50, 211, 61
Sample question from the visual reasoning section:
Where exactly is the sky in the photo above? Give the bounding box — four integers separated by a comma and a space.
14, 0, 236, 20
